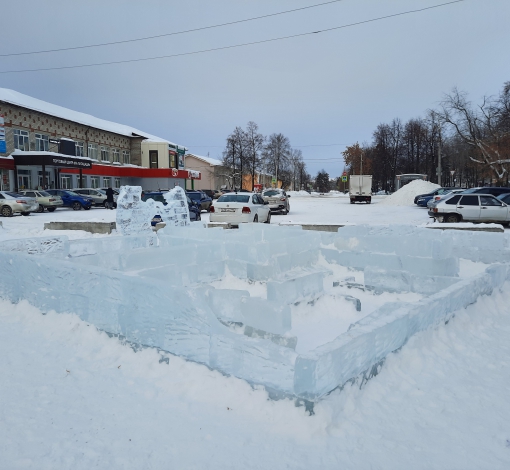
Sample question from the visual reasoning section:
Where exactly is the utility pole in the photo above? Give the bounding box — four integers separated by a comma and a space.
437, 128, 442, 185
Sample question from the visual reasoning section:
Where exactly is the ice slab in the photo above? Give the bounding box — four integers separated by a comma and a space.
116, 185, 189, 236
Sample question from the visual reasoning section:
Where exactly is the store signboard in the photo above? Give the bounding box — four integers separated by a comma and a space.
0, 114, 5, 154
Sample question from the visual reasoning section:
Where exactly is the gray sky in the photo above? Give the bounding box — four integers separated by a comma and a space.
1, 0, 509, 177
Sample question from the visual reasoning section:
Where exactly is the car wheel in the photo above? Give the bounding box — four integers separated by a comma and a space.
103, 201, 108, 208
1, 205, 13, 217
72, 202, 82, 211
282, 207, 288, 215
37, 205, 45, 213
253, 214, 259, 223
47, 207, 56, 212
444, 213, 460, 223
264, 212, 271, 224
21, 212, 30, 216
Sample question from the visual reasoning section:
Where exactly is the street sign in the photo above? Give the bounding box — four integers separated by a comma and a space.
271, 177, 277, 184
341, 176, 348, 182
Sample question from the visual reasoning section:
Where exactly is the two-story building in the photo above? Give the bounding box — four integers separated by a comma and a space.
0, 88, 200, 192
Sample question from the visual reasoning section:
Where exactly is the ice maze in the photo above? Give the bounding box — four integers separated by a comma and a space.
1, 221, 510, 402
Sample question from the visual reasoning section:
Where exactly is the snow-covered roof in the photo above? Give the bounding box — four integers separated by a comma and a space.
11, 149, 93, 161
186, 153, 223, 167
0, 88, 184, 148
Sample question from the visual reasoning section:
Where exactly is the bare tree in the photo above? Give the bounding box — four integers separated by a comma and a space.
438, 86, 510, 182
222, 126, 247, 189
263, 133, 291, 187
244, 121, 264, 190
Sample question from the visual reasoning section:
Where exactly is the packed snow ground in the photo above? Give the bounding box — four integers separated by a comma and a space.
1, 287, 510, 469
0, 192, 438, 239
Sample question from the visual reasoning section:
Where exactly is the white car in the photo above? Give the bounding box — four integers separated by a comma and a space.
19, 190, 63, 213
426, 189, 464, 209
262, 189, 290, 214
209, 192, 271, 225
429, 193, 510, 223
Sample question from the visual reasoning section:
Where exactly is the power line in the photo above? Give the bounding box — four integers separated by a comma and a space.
0, 0, 465, 74
190, 143, 350, 148
0, 0, 346, 57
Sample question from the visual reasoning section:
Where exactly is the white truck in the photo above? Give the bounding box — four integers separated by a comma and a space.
349, 175, 372, 204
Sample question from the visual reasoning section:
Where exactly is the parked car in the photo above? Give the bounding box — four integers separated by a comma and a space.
414, 187, 457, 205
426, 189, 465, 209
18, 190, 63, 212
46, 189, 93, 210
428, 193, 510, 223
497, 193, 510, 205
261, 189, 290, 214
72, 188, 117, 208
201, 189, 222, 199
460, 187, 510, 197
141, 191, 201, 222
209, 192, 271, 225
186, 190, 212, 212
416, 188, 462, 207
100, 188, 120, 196
0, 191, 39, 217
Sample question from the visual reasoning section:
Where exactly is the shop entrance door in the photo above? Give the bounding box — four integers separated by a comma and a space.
18, 173, 31, 190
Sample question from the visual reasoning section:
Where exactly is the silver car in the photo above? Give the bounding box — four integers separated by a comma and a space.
426, 189, 464, 209
0, 191, 39, 217
429, 193, 510, 223
72, 188, 117, 208
261, 189, 290, 215
19, 190, 63, 213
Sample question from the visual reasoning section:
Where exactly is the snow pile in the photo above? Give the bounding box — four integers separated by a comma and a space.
379, 180, 440, 206
287, 190, 312, 197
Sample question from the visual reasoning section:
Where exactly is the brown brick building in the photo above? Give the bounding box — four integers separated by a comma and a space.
0, 88, 199, 192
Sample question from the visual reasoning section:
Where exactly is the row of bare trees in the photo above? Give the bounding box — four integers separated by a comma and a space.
222, 122, 311, 190
343, 81, 510, 191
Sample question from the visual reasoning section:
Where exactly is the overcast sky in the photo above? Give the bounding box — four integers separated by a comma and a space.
1, 0, 509, 177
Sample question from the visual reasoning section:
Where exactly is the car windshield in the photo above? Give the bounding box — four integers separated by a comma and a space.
461, 188, 478, 194
263, 190, 280, 197
187, 193, 201, 201
38, 191, 51, 196
6, 192, 24, 198
218, 194, 250, 203
65, 191, 80, 196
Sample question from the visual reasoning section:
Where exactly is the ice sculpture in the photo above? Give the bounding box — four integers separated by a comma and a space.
116, 185, 190, 236
1, 222, 509, 402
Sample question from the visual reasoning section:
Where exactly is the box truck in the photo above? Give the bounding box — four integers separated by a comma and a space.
349, 175, 372, 204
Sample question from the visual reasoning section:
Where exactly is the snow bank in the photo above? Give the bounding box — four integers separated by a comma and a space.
379, 180, 440, 206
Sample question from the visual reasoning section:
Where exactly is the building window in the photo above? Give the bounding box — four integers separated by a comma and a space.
103, 177, 111, 188
90, 176, 100, 189
88, 143, 98, 160
61, 175, 72, 189
75, 142, 84, 157
149, 150, 158, 169
35, 133, 49, 152
14, 129, 30, 151
100, 146, 109, 162
114, 178, 121, 188
112, 148, 120, 163
122, 150, 130, 164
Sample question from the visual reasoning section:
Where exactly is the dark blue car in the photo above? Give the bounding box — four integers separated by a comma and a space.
186, 190, 212, 212
142, 191, 201, 223
46, 189, 94, 210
